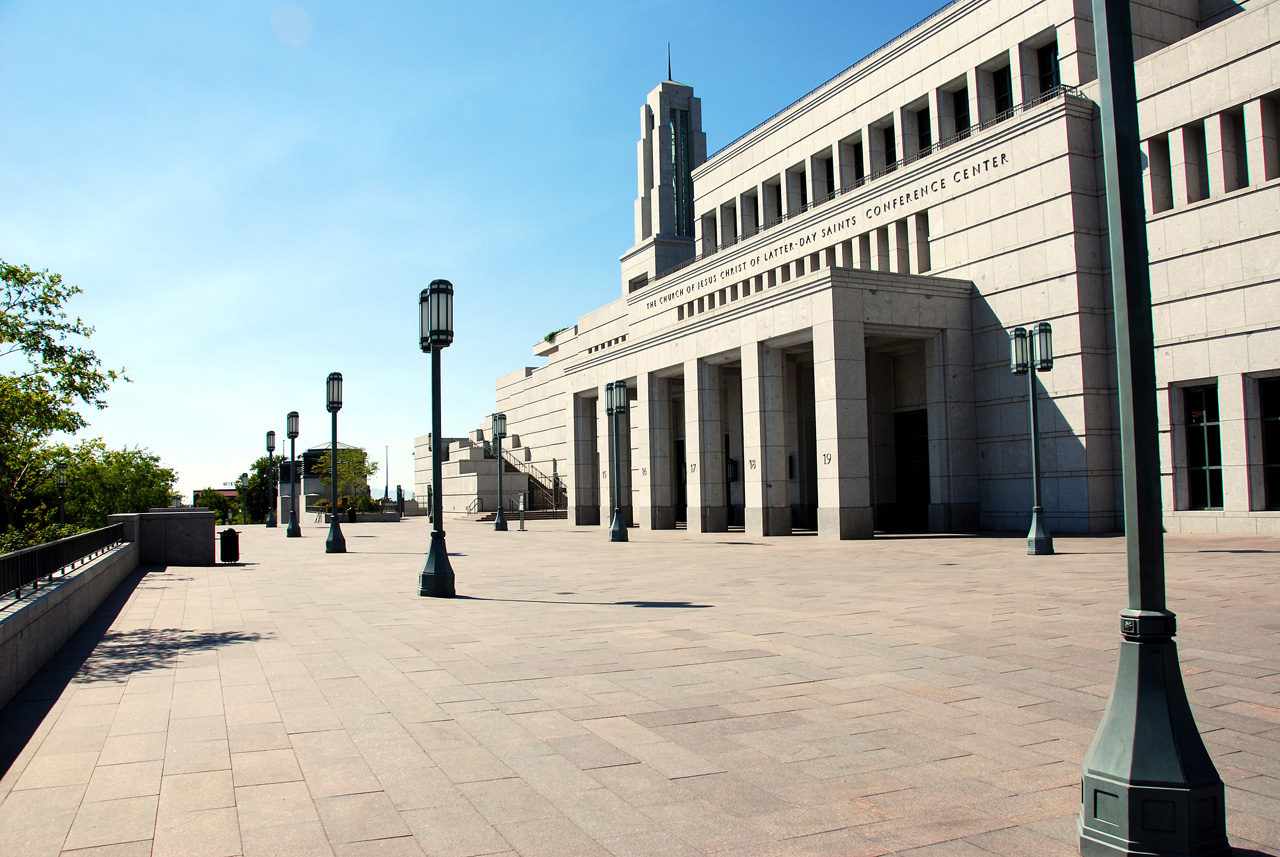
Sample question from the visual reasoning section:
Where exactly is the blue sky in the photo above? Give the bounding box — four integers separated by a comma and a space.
1, 0, 943, 500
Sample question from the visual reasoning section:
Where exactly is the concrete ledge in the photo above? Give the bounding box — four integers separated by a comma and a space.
109, 510, 215, 566
0, 542, 139, 710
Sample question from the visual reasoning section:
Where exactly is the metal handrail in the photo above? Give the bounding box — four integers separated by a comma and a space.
655, 85, 1083, 283
1, 523, 126, 600
498, 448, 562, 510
466, 497, 481, 515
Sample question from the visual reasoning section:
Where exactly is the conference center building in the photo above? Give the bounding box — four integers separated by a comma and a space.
454, 0, 1280, 539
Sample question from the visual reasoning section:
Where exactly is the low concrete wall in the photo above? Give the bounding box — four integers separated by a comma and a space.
109, 510, 215, 566
0, 542, 140, 710
322, 511, 402, 523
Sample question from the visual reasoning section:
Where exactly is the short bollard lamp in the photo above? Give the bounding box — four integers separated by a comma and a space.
286, 411, 301, 538
492, 412, 508, 532
325, 372, 346, 554
606, 380, 629, 543
1010, 322, 1054, 555
419, 279, 455, 597
239, 472, 249, 525
265, 430, 278, 528
55, 461, 68, 526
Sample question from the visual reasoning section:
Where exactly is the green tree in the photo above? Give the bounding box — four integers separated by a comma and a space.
61, 440, 177, 528
196, 488, 237, 525
312, 447, 377, 507
0, 261, 126, 538
243, 455, 283, 524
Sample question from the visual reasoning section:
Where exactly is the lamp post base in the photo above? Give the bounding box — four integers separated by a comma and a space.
266, 511, 277, 528
325, 519, 346, 553
609, 509, 628, 543
494, 509, 508, 532
419, 531, 455, 597
1027, 506, 1053, 555
1079, 612, 1229, 857
286, 511, 301, 538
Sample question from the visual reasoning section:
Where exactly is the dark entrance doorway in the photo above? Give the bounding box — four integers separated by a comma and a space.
674, 438, 687, 524
890, 409, 930, 532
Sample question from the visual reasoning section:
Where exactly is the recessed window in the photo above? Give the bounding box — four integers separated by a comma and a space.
1037, 41, 1060, 94
1185, 385, 1223, 510
953, 89, 971, 138
1260, 378, 1280, 509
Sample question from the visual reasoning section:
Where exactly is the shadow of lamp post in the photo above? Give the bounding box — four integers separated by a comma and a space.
419, 279, 456, 597
492, 412, 508, 532
1079, 1, 1229, 854
325, 372, 346, 554
286, 411, 301, 537
606, 380, 628, 543
1010, 322, 1053, 555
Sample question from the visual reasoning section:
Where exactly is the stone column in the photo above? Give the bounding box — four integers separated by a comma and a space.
684, 358, 728, 532
925, 330, 978, 531
889, 220, 911, 274
596, 384, 613, 526
1011, 42, 1036, 105
1169, 123, 1207, 206
1204, 112, 1238, 196
813, 304, 872, 539
1244, 97, 1279, 186
865, 124, 887, 175
741, 342, 791, 536
873, 227, 892, 272
930, 88, 949, 145
969, 67, 987, 128
1141, 138, 1173, 213
636, 373, 676, 528
1219, 373, 1249, 512
897, 106, 917, 163
569, 392, 600, 526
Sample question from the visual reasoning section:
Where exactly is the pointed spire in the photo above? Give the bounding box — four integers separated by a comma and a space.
667, 42, 672, 81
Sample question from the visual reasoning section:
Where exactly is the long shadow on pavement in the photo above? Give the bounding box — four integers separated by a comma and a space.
0, 567, 263, 778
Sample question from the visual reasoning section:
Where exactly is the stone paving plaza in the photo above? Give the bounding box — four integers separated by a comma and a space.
0, 518, 1276, 857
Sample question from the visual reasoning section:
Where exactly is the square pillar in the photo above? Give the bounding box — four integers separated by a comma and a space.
930, 88, 950, 145
1244, 97, 1279, 185
637, 373, 676, 528
1219, 373, 1249, 512
925, 331, 978, 531
684, 359, 728, 532
1204, 112, 1238, 197
813, 315, 873, 539
569, 392, 600, 526
741, 342, 791, 536
596, 385, 614, 526
873, 227, 891, 272
865, 123, 887, 174
890, 219, 911, 274
1011, 42, 1036, 105
1169, 123, 1208, 206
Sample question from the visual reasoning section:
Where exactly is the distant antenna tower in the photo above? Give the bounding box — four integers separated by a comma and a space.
667, 42, 672, 80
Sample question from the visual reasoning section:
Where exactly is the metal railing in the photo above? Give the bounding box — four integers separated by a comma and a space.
498, 448, 564, 511
466, 497, 481, 515
1, 523, 126, 600
655, 84, 1083, 283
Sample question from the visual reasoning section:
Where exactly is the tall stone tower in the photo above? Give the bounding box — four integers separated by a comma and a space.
619, 79, 706, 295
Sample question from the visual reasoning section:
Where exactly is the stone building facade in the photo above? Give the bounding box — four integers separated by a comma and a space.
420, 0, 1280, 538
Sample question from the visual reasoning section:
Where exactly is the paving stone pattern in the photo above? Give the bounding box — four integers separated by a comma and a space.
0, 518, 1277, 856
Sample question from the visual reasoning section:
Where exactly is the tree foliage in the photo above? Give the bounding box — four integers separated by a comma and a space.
312, 447, 378, 502
0, 260, 156, 551
196, 488, 238, 525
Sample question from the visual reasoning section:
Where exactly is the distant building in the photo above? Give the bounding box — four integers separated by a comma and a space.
425, 0, 1280, 537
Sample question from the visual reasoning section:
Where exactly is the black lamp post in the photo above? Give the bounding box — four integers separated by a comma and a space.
492, 412, 508, 532
1010, 322, 1054, 555
266, 430, 278, 528
419, 279, 455, 597
1080, 1, 1228, 854
606, 380, 628, 543
239, 472, 249, 525
326, 372, 346, 554
55, 462, 67, 526
286, 411, 301, 537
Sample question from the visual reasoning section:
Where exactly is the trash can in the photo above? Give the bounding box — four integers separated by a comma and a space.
220, 528, 239, 563
347, 507, 357, 523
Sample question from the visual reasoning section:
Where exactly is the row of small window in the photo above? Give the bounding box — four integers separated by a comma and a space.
586, 334, 627, 355
1180, 378, 1280, 511
1144, 91, 1280, 214
695, 37, 1061, 256
678, 213, 932, 323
